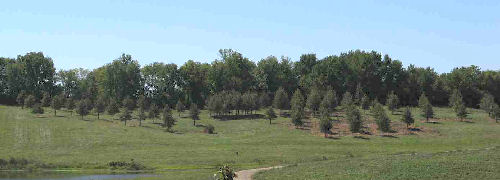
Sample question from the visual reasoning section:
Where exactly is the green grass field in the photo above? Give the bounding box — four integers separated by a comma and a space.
0, 105, 499, 179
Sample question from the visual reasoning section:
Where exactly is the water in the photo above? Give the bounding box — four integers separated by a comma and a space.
0, 171, 158, 180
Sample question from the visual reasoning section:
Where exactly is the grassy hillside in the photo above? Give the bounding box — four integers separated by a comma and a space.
0, 105, 499, 179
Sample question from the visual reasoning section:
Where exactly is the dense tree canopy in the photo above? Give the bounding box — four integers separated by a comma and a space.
1, 50, 499, 113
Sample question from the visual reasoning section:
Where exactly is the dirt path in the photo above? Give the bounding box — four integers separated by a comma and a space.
235, 166, 283, 180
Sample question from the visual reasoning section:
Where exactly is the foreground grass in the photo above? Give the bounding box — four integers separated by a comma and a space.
0, 105, 499, 179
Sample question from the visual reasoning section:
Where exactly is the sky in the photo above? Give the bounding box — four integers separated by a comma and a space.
0, 0, 499, 73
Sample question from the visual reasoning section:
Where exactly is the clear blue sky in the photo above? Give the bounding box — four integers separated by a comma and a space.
1, 0, 499, 73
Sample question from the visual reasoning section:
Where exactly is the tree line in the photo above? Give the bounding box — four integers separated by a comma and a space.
1, 49, 499, 112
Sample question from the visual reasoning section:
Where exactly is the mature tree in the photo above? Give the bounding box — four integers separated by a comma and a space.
181, 60, 210, 106
65, 97, 75, 116
162, 106, 176, 131
341, 92, 353, 108
142, 62, 180, 107
76, 99, 89, 120
273, 87, 289, 116
346, 105, 362, 133
16, 90, 26, 109
107, 98, 120, 115
386, 91, 399, 114
17, 52, 56, 98
189, 103, 200, 126
32, 103, 44, 114
175, 100, 185, 117
480, 93, 495, 116
265, 106, 277, 124
360, 94, 370, 110
51, 94, 63, 116
94, 97, 106, 120
418, 94, 434, 122
372, 102, 391, 133
319, 112, 332, 138
148, 104, 160, 123
119, 108, 132, 126
102, 54, 142, 101
306, 87, 322, 115
41, 92, 51, 107
401, 107, 414, 128
24, 95, 36, 108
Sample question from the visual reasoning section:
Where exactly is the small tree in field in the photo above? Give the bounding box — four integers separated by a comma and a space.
41, 92, 51, 107
137, 108, 147, 126
16, 90, 26, 109
122, 97, 135, 111
265, 106, 277, 124
149, 104, 160, 123
319, 112, 332, 138
360, 94, 370, 110
480, 93, 495, 117
322, 88, 337, 113
306, 87, 322, 115
189, 103, 200, 126
119, 108, 132, 126
162, 106, 176, 131
492, 104, 500, 123
401, 107, 414, 128
456, 103, 468, 121
76, 99, 89, 120
94, 97, 106, 120
66, 97, 75, 116
31, 103, 44, 114
24, 95, 36, 108
290, 106, 304, 128
273, 87, 289, 116
341, 92, 353, 108
176, 100, 185, 117
373, 102, 391, 133
346, 105, 362, 133
386, 91, 399, 114
137, 94, 148, 111
107, 98, 120, 115
51, 94, 63, 116
418, 94, 434, 122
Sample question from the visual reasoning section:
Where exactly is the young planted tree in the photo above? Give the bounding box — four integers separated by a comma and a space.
450, 90, 467, 121
76, 99, 89, 120
16, 90, 26, 109
492, 104, 500, 123
119, 108, 132, 126
479, 93, 495, 116
32, 103, 44, 114
341, 92, 353, 108
122, 97, 135, 111
65, 97, 75, 116
360, 94, 370, 110
24, 95, 36, 108
456, 102, 468, 121
94, 97, 106, 120
401, 107, 414, 128
418, 94, 434, 122
273, 87, 289, 116
176, 100, 185, 117
290, 89, 305, 128
162, 106, 176, 131
322, 88, 337, 113
265, 106, 277, 124
137, 108, 147, 126
84, 98, 93, 112
258, 92, 271, 108
386, 91, 399, 114
306, 87, 322, 115
346, 105, 362, 133
189, 103, 200, 126
137, 94, 148, 112
372, 102, 391, 133
107, 98, 120, 115
51, 94, 63, 116
319, 96, 330, 117
41, 92, 51, 107
148, 104, 160, 123
319, 112, 332, 138
291, 89, 305, 111
449, 89, 462, 108
354, 83, 363, 105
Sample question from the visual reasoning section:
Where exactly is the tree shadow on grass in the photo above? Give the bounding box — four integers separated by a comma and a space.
354, 136, 370, 140
214, 114, 265, 121
408, 127, 422, 132
381, 134, 398, 138
424, 121, 441, 124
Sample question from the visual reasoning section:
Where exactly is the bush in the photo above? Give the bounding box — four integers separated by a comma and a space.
31, 103, 44, 114
108, 159, 146, 170
216, 165, 237, 180
205, 124, 215, 134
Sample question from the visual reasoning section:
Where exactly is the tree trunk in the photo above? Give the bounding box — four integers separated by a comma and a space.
97, 113, 100, 120
54, 109, 56, 116
139, 119, 142, 126
269, 118, 271, 125
193, 119, 196, 126
125, 120, 127, 126
81, 115, 83, 120
324, 133, 327, 138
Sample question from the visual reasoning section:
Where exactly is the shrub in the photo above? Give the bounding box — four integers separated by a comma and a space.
205, 124, 215, 134
346, 105, 362, 133
31, 103, 44, 114
216, 165, 237, 180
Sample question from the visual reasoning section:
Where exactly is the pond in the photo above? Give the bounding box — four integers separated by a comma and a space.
0, 171, 158, 180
